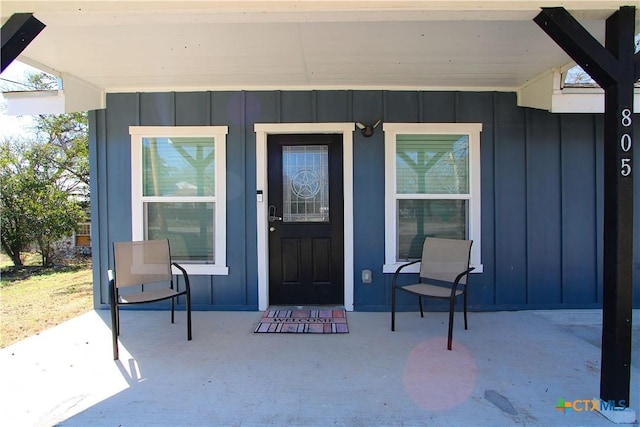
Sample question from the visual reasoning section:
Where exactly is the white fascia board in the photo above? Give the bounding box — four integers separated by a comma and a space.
4, 90, 64, 115
550, 88, 640, 114
518, 68, 640, 113
3, 74, 104, 115
59, 73, 105, 112
551, 90, 605, 113
3, 1, 628, 19
516, 69, 558, 111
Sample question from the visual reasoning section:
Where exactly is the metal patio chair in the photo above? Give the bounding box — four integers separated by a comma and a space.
109, 239, 191, 360
391, 237, 474, 350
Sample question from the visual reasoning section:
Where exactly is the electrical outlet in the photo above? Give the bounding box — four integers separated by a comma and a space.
362, 269, 372, 284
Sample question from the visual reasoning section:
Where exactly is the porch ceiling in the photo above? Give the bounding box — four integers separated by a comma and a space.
0, 1, 636, 95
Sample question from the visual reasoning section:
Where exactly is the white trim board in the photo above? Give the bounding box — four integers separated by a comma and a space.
255, 123, 355, 311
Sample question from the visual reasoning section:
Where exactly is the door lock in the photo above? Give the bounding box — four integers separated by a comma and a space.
268, 205, 282, 222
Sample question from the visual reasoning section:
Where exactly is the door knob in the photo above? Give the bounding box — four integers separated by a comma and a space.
269, 226, 276, 232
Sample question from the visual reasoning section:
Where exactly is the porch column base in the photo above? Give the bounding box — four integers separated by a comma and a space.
594, 398, 636, 424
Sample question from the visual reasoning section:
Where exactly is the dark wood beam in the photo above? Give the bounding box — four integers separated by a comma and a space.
535, 6, 636, 409
601, 5, 635, 407
1, 13, 45, 73
533, 7, 619, 88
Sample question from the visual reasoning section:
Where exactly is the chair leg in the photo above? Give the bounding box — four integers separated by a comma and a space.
391, 286, 396, 331
171, 297, 175, 324
463, 289, 468, 330
109, 281, 119, 360
418, 296, 424, 318
111, 304, 119, 360
115, 307, 120, 336
447, 297, 455, 351
187, 291, 192, 341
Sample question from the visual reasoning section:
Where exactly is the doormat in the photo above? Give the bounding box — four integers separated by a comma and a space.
254, 309, 348, 333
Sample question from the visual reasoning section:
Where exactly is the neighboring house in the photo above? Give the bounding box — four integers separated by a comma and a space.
74, 222, 91, 249
1, 1, 638, 312
59, 190, 92, 257
54, 220, 91, 259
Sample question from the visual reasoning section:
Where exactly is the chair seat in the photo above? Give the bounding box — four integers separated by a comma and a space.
400, 283, 463, 298
119, 288, 184, 304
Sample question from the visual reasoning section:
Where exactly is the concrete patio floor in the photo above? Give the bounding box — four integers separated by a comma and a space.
1, 308, 638, 427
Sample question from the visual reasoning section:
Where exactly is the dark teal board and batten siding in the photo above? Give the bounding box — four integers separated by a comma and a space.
89, 90, 640, 312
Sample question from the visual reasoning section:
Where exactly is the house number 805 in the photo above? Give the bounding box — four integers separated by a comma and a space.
621, 108, 632, 177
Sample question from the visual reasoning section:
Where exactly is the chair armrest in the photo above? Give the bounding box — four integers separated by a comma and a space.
454, 267, 475, 285
449, 267, 476, 297
391, 260, 421, 287
171, 262, 191, 292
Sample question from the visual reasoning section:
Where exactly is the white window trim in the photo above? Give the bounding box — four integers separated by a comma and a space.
383, 123, 483, 274
129, 126, 229, 275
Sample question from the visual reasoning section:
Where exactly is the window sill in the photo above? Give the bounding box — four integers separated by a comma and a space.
383, 263, 483, 274
171, 264, 229, 276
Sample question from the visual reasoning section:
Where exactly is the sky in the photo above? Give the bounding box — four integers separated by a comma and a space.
0, 61, 39, 140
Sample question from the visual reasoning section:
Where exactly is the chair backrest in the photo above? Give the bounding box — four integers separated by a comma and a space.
419, 237, 472, 284
113, 239, 172, 288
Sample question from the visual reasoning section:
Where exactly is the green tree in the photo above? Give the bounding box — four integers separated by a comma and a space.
27, 72, 89, 195
34, 112, 89, 191
0, 139, 86, 266
29, 179, 86, 266
0, 141, 36, 266
1, 71, 89, 266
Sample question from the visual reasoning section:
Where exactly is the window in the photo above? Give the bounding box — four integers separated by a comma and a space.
283, 145, 330, 223
383, 123, 482, 273
75, 222, 91, 247
129, 126, 228, 275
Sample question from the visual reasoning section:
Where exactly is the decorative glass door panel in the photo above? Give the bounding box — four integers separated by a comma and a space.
282, 145, 329, 223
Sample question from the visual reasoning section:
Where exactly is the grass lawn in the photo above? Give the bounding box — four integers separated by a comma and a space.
0, 253, 93, 348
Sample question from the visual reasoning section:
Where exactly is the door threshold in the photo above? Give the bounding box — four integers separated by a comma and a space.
267, 305, 346, 310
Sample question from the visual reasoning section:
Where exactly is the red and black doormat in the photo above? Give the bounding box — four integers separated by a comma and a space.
254, 309, 348, 334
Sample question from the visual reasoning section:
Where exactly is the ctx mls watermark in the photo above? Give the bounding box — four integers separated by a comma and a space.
555, 398, 627, 414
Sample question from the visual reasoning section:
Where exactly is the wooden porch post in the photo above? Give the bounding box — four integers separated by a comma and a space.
534, 6, 637, 409
1, 13, 45, 73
